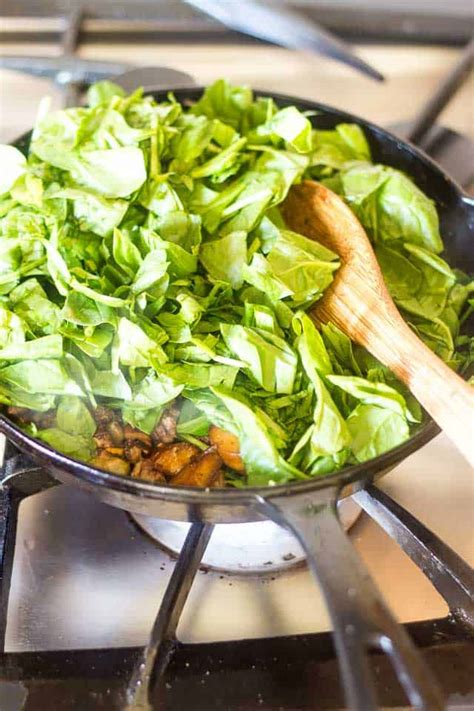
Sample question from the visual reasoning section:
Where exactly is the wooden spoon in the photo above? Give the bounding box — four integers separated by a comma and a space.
282, 180, 474, 467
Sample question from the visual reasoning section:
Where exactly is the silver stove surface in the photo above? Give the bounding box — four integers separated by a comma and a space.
7, 430, 474, 654
6, 484, 336, 652
1, 41, 473, 660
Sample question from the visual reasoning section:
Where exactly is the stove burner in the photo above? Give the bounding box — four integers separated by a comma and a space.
1, 446, 473, 709
130, 498, 361, 574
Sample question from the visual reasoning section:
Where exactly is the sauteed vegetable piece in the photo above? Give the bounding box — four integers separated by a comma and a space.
171, 448, 223, 487
73, 403, 224, 485
0, 80, 472, 487
152, 442, 202, 477
209, 426, 245, 472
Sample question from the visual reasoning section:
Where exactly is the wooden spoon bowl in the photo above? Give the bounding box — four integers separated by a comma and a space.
282, 180, 474, 466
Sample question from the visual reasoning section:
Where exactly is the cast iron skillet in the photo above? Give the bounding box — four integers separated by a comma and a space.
1, 88, 473, 710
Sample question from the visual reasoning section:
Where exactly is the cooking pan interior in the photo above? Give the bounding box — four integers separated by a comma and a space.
1, 88, 472, 521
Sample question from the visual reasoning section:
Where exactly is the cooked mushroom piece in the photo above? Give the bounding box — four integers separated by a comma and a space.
123, 425, 152, 448
107, 421, 124, 445
152, 442, 201, 477
208, 426, 245, 473
131, 459, 166, 483
7, 406, 56, 429
171, 447, 223, 487
93, 429, 115, 450
124, 444, 146, 464
90, 451, 130, 476
94, 406, 119, 426
104, 447, 125, 457
152, 405, 179, 444
122, 426, 153, 462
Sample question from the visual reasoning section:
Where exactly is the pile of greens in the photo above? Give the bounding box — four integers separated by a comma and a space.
0, 79, 472, 485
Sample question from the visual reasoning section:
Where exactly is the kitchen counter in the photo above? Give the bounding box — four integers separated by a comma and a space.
1, 43, 473, 142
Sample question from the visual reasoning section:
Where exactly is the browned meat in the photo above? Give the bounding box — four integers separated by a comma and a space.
7, 407, 56, 429
90, 451, 130, 476
208, 426, 245, 473
131, 459, 166, 483
152, 442, 201, 477
172, 447, 223, 487
152, 405, 179, 444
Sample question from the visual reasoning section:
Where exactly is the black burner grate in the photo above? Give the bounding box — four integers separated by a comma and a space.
0, 0, 472, 45
1, 617, 473, 708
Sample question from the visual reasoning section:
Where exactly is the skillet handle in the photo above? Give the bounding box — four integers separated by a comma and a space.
256, 486, 444, 711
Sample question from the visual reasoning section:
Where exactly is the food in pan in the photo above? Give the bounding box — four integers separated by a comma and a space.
0, 80, 472, 487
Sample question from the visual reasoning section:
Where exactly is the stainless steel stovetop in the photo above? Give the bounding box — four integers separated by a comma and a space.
4, 432, 472, 654
0, 28, 473, 711
1, 434, 473, 709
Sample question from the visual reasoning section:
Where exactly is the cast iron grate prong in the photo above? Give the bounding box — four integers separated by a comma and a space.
126, 521, 214, 710
354, 484, 474, 630
56, 4, 85, 107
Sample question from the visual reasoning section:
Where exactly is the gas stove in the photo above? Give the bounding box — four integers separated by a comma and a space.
1, 431, 473, 710
0, 18, 473, 710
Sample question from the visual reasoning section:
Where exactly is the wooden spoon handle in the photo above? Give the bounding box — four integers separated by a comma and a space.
379, 318, 474, 467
